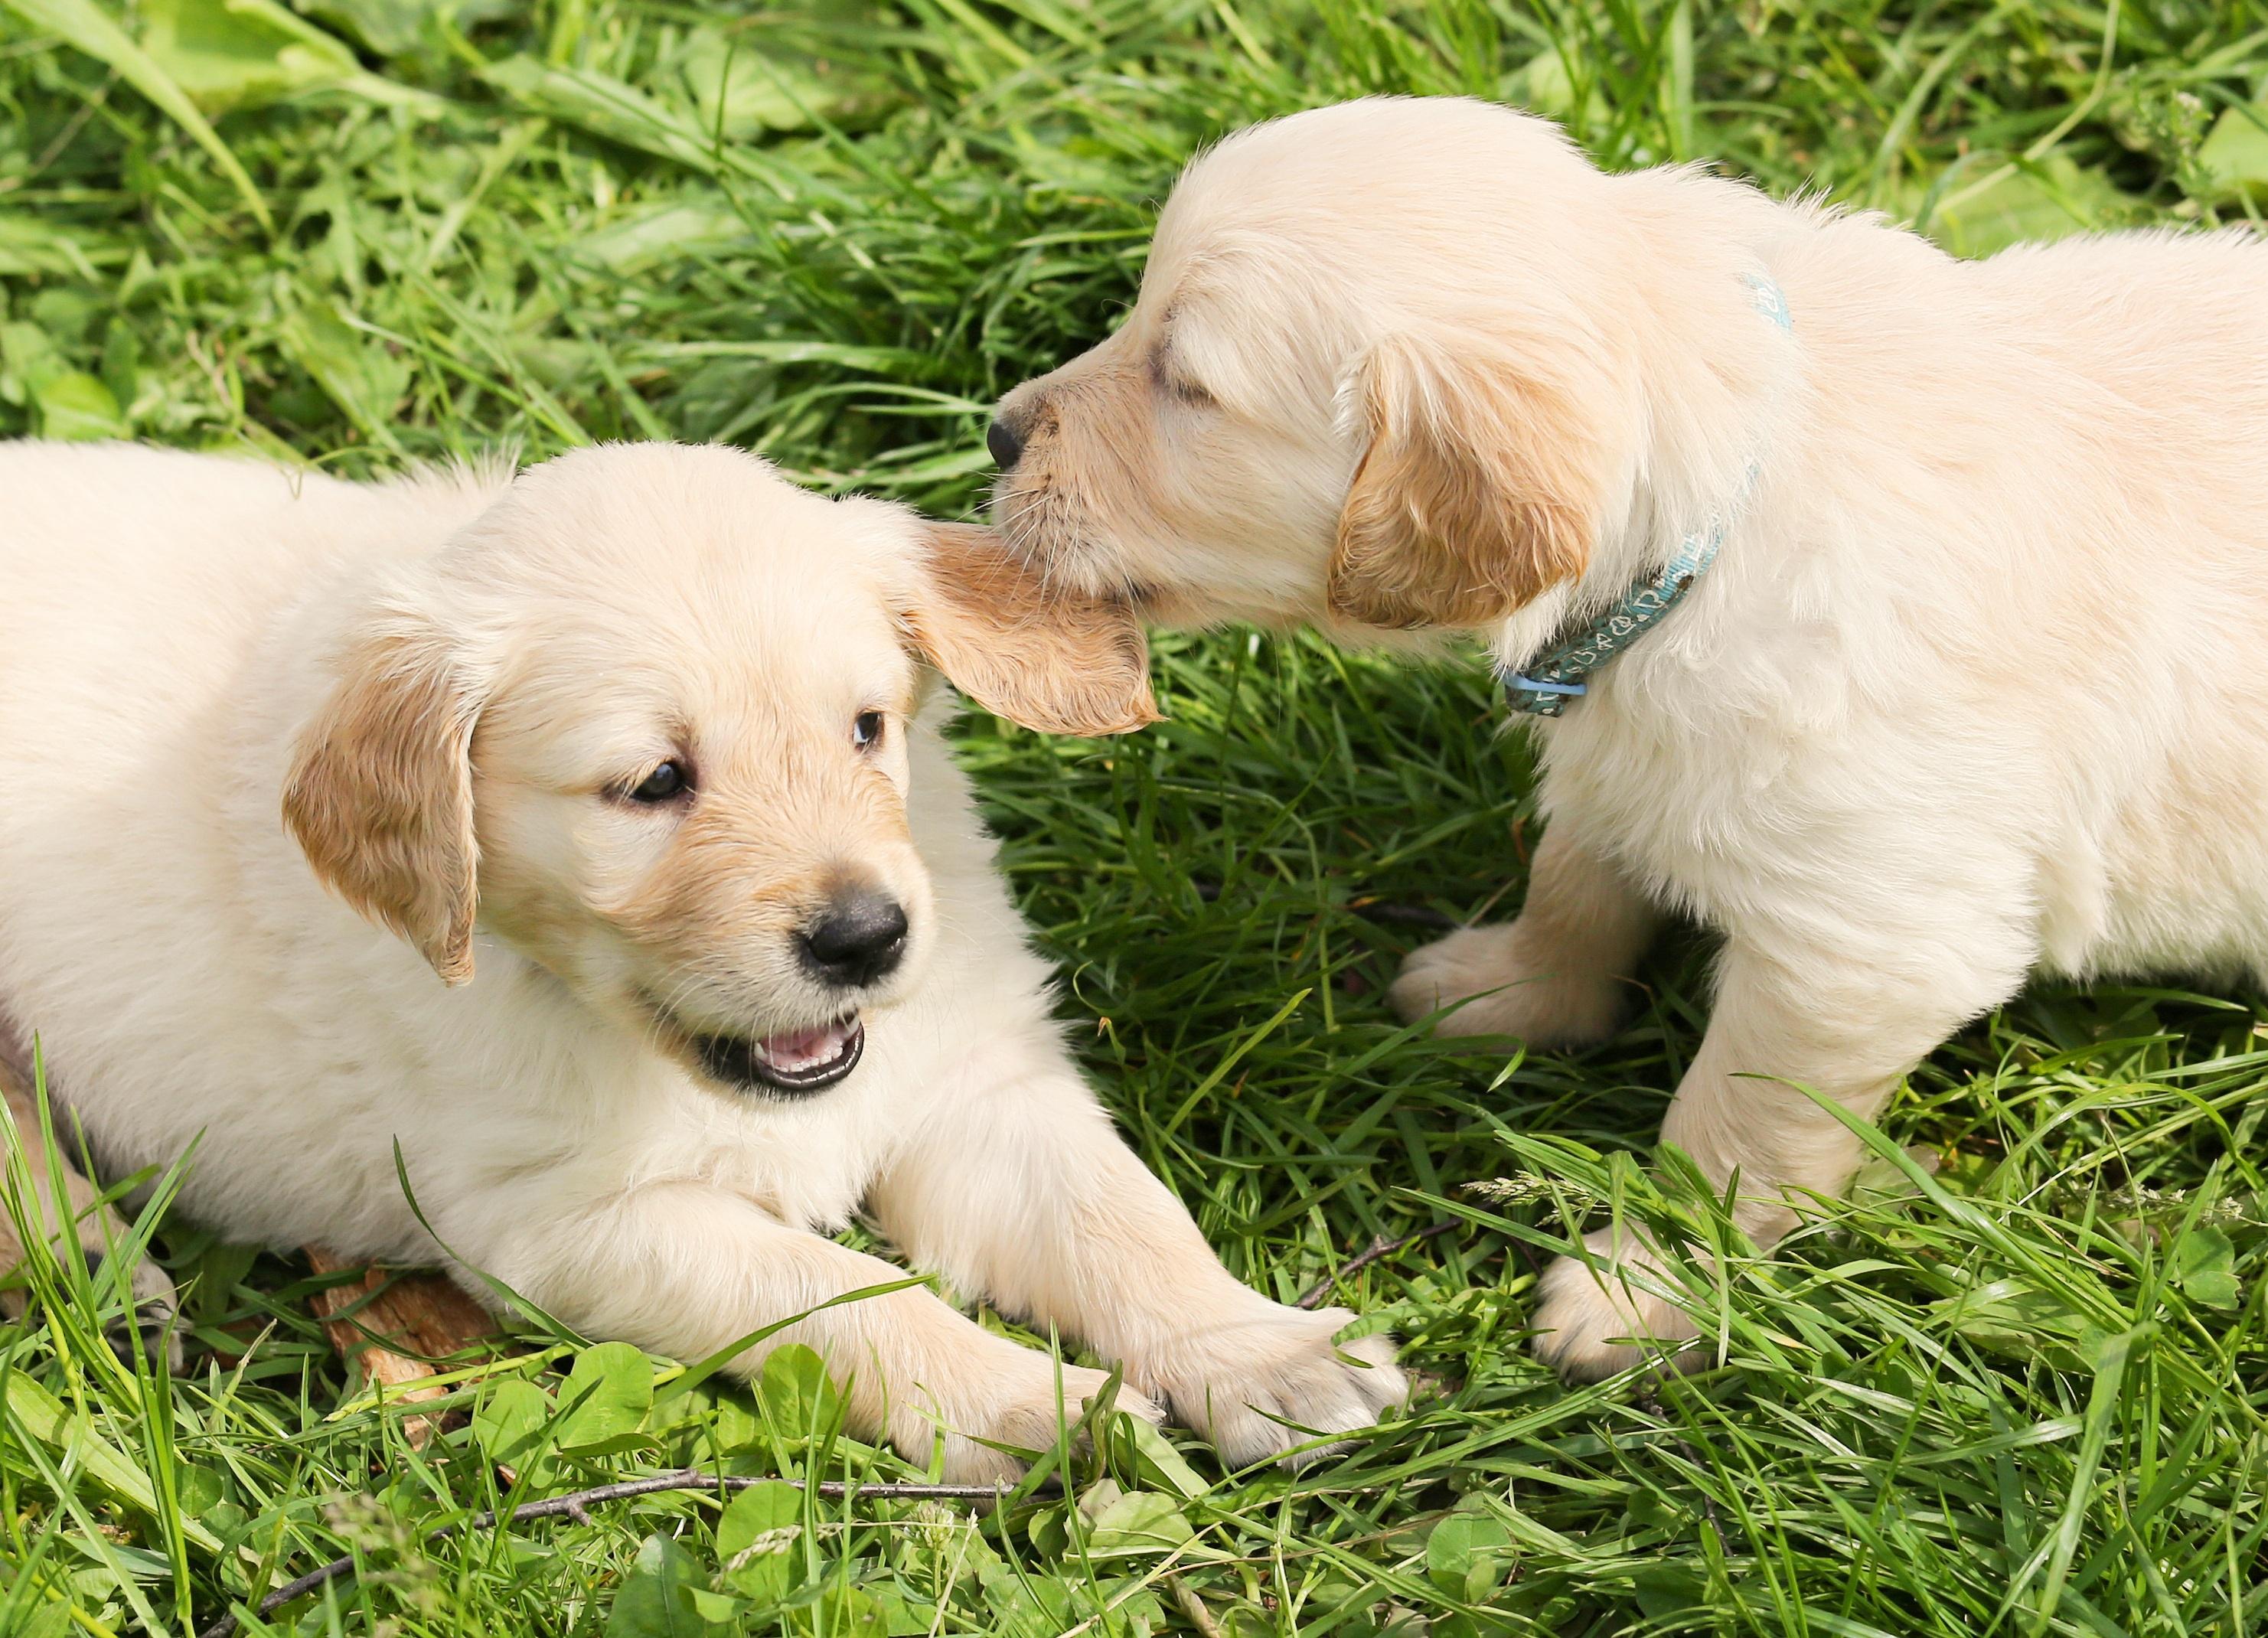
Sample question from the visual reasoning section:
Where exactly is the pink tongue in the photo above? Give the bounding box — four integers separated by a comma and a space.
755, 1020, 851, 1073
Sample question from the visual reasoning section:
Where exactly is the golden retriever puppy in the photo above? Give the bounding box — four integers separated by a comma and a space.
0, 440, 1402, 1475
987, 95, 2268, 1376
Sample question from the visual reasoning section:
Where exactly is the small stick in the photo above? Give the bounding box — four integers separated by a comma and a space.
1295, 1220, 1459, 1309
1346, 900, 1459, 932
194, 1468, 1062, 1638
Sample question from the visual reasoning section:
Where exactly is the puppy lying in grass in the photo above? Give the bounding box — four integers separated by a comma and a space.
986, 95, 2268, 1375
0, 439, 1403, 1479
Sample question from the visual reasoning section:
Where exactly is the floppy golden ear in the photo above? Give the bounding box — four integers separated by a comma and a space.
282, 618, 481, 984
902, 522, 1159, 736
1329, 329, 1609, 629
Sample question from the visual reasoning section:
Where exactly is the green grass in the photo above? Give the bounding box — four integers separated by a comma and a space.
4, 1, 2268, 1634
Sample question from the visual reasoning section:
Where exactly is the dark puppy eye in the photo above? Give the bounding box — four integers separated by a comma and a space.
852, 710, 885, 750
1149, 343, 1216, 409
628, 760, 689, 803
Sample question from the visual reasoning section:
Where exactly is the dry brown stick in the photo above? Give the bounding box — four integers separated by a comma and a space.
193, 1467, 1064, 1638
302, 1251, 499, 1447
1294, 1219, 1460, 1309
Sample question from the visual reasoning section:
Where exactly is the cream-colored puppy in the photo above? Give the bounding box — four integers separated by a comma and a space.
988, 95, 2268, 1376
0, 439, 1402, 1475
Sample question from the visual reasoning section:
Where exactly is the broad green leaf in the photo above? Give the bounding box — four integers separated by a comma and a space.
278, 302, 408, 445
556, 1341, 654, 1454
1109, 1413, 1210, 1500
0, 213, 126, 277
814, 1584, 887, 1636
1505, 46, 1602, 129
685, 1587, 745, 1625
570, 201, 749, 276
1082, 1490, 1195, 1559
15, 1597, 73, 1638
0, 0, 270, 227
99, 323, 140, 415
1425, 1500, 1514, 1602
2, 1374, 222, 1552
1434, 1616, 1521, 1638
1910, 155, 2134, 259
173, 1463, 225, 1518
1630, 1561, 1708, 1620
871, 1584, 932, 1637
0, 319, 65, 403
34, 372, 130, 440
2194, 104, 2268, 204
2170, 1225, 2240, 1309
605, 1532, 716, 1638
139, 0, 359, 112
296, 0, 439, 57
482, 55, 733, 178
755, 1344, 842, 1444
972, 1554, 1060, 1638
716, 1481, 801, 1602
469, 1377, 555, 1478
674, 28, 888, 139
1935, 1279, 2093, 1370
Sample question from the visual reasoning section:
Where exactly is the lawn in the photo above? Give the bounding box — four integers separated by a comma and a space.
3, 2, 2266, 1635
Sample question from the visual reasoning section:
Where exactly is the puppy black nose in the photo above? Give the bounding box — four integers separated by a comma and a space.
801, 891, 909, 987
986, 416, 1024, 472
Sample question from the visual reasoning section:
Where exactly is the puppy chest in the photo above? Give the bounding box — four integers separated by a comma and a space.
648, 1097, 894, 1234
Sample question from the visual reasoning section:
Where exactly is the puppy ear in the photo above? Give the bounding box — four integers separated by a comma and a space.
1329, 328, 1612, 629
901, 521, 1160, 736
282, 615, 481, 985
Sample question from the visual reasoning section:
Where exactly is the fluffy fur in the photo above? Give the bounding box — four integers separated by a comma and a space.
988, 95, 2268, 1375
0, 440, 1402, 1474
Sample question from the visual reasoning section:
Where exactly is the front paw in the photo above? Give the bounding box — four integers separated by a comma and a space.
1390, 924, 1624, 1047
1149, 1304, 1406, 1469
76, 1244, 184, 1374
1532, 1227, 1702, 1380
930, 1356, 1165, 1486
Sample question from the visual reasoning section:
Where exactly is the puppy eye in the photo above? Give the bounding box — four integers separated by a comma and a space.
852, 710, 885, 750
1150, 344, 1216, 410
628, 761, 689, 803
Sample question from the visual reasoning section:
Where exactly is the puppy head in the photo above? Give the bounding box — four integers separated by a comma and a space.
283, 443, 1150, 1098
990, 96, 1733, 635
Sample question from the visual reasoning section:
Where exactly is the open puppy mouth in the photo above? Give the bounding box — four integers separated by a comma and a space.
672, 1013, 866, 1096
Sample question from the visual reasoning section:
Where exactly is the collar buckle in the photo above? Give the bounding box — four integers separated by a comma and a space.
1503, 673, 1586, 717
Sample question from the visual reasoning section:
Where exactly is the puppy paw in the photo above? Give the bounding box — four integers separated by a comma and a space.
1389, 925, 1623, 1047
1532, 1228, 1701, 1380
931, 1356, 1165, 1487
1150, 1304, 1406, 1469
77, 1245, 184, 1374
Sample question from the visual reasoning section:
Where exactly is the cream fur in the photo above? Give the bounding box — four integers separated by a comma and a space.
0, 439, 1402, 1473
989, 95, 2268, 1375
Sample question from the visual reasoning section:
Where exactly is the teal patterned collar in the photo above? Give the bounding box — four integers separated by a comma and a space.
1501, 272, 1790, 719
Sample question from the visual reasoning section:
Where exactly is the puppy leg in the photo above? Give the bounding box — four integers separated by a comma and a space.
870, 1065, 1407, 1469
470, 1183, 1160, 1485
1533, 926, 2026, 1378
0, 1075, 181, 1369
1391, 824, 1657, 1046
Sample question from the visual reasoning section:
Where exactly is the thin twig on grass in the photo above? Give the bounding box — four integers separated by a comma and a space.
1346, 899, 1460, 932
193, 1469, 1061, 1638
1296, 1220, 1460, 1309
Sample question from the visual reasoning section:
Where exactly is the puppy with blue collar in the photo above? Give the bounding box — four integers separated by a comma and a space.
985, 94, 2268, 1375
